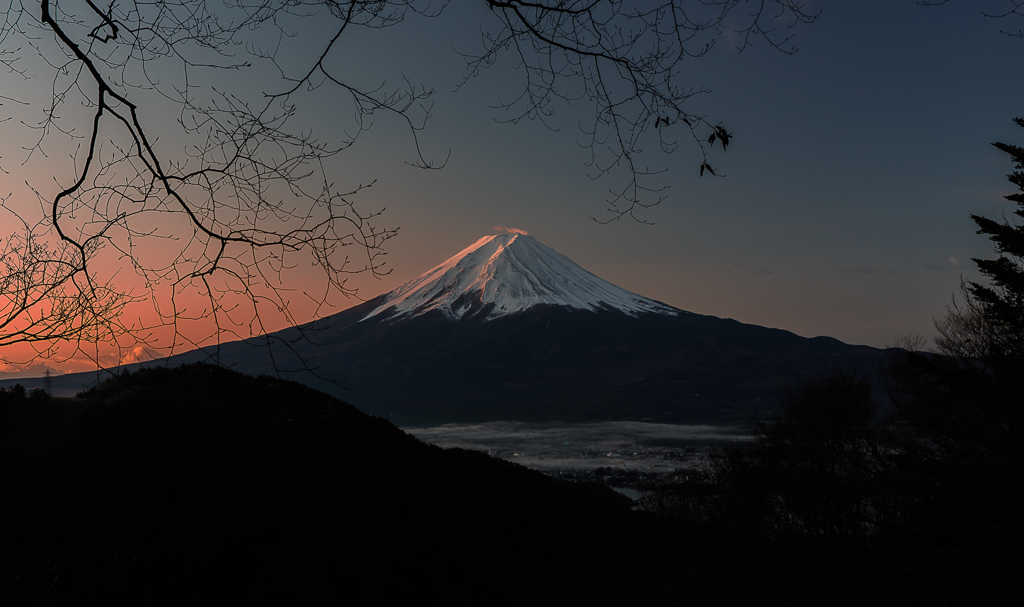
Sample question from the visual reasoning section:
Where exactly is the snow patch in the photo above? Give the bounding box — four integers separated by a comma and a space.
363, 234, 679, 322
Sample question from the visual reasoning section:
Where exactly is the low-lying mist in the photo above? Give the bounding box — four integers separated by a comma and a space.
406, 421, 751, 475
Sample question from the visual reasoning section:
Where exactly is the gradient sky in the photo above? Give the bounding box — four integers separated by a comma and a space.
3, 0, 1024, 376
319, 0, 1024, 347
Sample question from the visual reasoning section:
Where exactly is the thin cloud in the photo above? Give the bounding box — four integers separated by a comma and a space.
0, 363, 63, 380
407, 421, 749, 453
117, 346, 158, 366
493, 226, 529, 236
918, 257, 962, 272
407, 421, 750, 474
120, 346, 148, 365
733, 263, 773, 276
839, 266, 897, 275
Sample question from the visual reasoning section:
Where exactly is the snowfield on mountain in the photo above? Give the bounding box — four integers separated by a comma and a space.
363, 233, 679, 321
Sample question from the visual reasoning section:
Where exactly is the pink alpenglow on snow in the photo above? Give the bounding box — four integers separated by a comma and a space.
362, 233, 679, 322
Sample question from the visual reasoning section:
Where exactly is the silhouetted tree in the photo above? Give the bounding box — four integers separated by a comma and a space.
640, 368, 897, 603
708, 370, 887, 546
887, 117, 1024, 468
881, 116, 1024, 601
0, 383, 27, 404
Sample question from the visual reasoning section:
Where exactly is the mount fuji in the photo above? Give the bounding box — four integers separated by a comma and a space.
362, 233, 678, 322
11, 232, 886, 424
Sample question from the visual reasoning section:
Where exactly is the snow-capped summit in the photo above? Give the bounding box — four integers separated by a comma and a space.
6, 233, 885, 425
362, 233, 679, 322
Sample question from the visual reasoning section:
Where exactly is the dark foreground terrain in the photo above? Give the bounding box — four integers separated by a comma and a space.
2, 364, 1019, 605
0, 364, 659, 604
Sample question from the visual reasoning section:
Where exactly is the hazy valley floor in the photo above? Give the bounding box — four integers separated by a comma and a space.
406, 420, 750, 491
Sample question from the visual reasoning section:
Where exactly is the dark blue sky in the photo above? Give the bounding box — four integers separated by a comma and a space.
316, 0, 1024, 348
3, 0, 1024, 377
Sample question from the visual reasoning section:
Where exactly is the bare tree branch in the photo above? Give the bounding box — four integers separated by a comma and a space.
920, 0, 1024, 37
0, 1, 821, 368
0, 202, 137, 362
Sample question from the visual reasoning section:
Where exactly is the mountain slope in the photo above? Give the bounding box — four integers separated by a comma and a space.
253, 302, 883, 425
5, 233, 887, 424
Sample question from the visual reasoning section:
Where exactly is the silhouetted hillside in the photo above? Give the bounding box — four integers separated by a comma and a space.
0, 364, 653, 605
3, 363, 1018, 605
